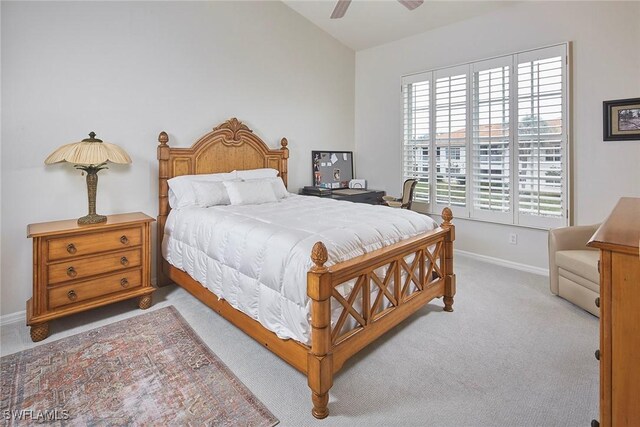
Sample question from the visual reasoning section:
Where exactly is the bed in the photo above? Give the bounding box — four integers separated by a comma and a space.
156, 118, 456, 419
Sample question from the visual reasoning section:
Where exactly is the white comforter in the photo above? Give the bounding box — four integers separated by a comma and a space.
163, 194, 437, 344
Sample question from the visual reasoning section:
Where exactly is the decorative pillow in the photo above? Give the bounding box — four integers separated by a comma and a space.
191, 181, 232, 207
223, 180, 279, 205
234, 168, 279, 180
245, 177, 289, 199
168, 172, 237, 208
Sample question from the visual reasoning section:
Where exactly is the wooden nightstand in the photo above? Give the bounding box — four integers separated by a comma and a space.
26, 212, 155, 342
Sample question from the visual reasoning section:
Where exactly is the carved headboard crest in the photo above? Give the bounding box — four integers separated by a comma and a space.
213, 117, 252, 142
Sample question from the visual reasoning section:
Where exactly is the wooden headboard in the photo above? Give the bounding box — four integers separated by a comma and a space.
156, 117, 289, 285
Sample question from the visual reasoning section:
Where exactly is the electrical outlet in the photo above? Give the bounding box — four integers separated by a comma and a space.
509, 233, 518, 245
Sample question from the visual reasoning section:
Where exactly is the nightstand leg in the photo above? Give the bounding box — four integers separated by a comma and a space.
138, 295, 152, 310
30, 323, 49, 342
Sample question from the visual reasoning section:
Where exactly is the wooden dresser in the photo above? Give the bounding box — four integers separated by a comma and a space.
588, 198, 640, 427
27, 212, 155, 342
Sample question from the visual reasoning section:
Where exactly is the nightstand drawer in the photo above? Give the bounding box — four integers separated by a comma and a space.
48, 248, 141, 284
49, 269, 142, 309
48, 227, 142, 261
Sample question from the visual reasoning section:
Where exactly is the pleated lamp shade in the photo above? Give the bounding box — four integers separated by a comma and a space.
44, 132, 131, 165
44, 132, 131, 225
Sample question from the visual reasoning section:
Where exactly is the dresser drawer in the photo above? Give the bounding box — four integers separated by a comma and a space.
49, 269, 142, 309
331, 190, 385, 205
48, 248, 141, 284
355, 193, 383, 204
48, 227, 141, 261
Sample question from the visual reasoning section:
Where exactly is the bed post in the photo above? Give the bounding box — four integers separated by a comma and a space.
307, 242, 333, 419
440, 207, 456, 312
156, 131, 172, 287
280, 138, 289, 187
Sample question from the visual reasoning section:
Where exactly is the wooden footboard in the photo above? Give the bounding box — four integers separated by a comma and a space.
307, 208, 455, 418
156, 119, 456, 420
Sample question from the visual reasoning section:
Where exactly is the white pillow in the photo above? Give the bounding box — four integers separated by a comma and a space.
223, 180, 278, 205
234, 168, 279, 180
192, 181, 231, 207
168, 172, 237, 208
245, 177, 289, 199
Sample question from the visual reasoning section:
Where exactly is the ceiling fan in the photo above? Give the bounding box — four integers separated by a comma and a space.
330, 0, 424, 19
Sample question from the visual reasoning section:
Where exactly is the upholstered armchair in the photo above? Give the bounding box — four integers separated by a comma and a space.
548, 224, 601, 317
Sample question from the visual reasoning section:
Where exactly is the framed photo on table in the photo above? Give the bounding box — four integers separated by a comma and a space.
603, 97, 640, 141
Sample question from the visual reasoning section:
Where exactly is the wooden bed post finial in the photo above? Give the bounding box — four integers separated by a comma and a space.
311, 241, 328, 272
441, 206, 453, 227
158, 131, 169, 146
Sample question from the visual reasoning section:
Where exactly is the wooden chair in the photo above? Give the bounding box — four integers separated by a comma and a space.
384, 179, 418, 209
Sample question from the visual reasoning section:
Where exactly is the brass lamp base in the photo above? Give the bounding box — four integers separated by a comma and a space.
77, 213, 107, 225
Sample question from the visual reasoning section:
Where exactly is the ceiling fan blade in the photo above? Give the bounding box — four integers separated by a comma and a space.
397, 0, 424, 11
330, 0, 352, 19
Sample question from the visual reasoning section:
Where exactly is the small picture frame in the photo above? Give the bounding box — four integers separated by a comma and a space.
603, 97, 640, 141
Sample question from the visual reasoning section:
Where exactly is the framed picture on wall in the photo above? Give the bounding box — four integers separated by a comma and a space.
603, 97, 640, 141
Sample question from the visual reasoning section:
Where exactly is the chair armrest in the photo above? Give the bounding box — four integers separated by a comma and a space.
549, 224, 600, 252
548, 224, 600, 294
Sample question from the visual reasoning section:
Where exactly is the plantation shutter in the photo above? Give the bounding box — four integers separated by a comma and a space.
516, 45, 567, 228
400, 43, 568, 229
402, 73, 431, 204
471, 57, 512, 222
434, 65, 468, 212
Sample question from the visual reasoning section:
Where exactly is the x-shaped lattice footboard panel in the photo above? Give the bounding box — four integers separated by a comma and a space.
330, 241, 444, 345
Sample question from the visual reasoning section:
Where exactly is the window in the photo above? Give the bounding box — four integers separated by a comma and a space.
401, 44, 569, 229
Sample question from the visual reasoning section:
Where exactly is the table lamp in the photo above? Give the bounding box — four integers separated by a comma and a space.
44, 132, 132, 225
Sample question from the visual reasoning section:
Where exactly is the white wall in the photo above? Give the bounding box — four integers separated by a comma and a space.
1, 1, 355, 316
355, 1, 640, 270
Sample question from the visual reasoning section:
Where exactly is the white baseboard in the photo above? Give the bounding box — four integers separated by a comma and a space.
455, 249, 549, 277
0, 310, 26, 327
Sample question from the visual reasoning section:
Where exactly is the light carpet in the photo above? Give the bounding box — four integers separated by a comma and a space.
1, 254, 599, 426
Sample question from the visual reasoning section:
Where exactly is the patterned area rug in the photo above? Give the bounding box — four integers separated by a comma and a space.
1, 306, 278, 426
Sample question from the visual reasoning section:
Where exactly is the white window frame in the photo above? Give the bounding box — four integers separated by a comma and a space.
401, 43, 570, 230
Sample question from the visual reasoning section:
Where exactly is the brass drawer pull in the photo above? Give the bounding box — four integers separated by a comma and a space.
67, 290, 77, 301
120, 235, 129, 245
66, 243, 77, 254
595, 297, 600, 308
595, 349, 600, 361
66, 267, 77, 277
120, 278, 129, 288
120, 256, 129, 266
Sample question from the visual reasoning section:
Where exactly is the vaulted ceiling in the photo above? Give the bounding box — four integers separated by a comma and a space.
282, 0, 515, 51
